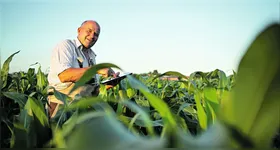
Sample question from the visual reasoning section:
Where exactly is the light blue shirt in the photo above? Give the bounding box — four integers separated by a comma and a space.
47, 37, 98, 90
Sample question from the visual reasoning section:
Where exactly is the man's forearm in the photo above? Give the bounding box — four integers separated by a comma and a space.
58, 67, 89, 83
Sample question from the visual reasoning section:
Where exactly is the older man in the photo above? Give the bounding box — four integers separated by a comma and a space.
46, 20, 118, 118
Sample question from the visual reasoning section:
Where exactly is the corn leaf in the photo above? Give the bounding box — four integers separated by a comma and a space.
221, 23, 280, 147
1, 51, 20, 89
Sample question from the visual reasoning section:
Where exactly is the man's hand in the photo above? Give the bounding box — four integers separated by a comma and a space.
97, 68, 120, 78
105, 85, 114, 90
97, 68, 120, 90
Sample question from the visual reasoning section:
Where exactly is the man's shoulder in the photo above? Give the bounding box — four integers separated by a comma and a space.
54, 39, 76, 50
58, 39, 75, 46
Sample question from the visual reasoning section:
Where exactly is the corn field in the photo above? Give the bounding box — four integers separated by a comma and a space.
0, 23, 279, 149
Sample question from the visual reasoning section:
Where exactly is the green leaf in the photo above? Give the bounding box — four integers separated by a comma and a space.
60, 111, 79, 138
203, 87, 219, 104
24, 96, 49, 127
152, 71, 188, 82
203, 87, 220, 125
65, 112, 166, 150
2, 92, 28, 108
65, 96, 103, 110
127, 75, 177, 131
70, 63, 122, 94
50, 125, 67, 148
122, 115, 163, 127
11, 122, 28, 148
177, 103, 193, 115
249, 70, 280, 147
127, 88, 136, 99
36, 65, 47, 92
217, 70, 228, 89
27, 68, 35, 77
221, 23, 280, 147
18, 109, 33, 130
194, 91, 207, 130
122, 100, 155, 136
1, 51, 20, 89
176, 121, 231, 148
48, 86, 70, 106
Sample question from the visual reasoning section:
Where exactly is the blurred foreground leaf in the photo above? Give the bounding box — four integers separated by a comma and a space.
221, 23, 280, 147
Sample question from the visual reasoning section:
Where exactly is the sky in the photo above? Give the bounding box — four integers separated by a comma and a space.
0, 0, 279, 76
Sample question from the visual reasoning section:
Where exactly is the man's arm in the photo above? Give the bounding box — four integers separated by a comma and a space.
58, 67, 89, 83
58, 67, 117, 83
59, 67, 116, 90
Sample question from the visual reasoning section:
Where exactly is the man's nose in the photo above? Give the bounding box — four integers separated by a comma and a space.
88, 33, 95, 39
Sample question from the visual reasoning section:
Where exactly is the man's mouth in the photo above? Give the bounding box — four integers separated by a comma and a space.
86, 39, 92, 42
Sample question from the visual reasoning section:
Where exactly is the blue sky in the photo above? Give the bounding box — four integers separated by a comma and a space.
0, 0, 279, 76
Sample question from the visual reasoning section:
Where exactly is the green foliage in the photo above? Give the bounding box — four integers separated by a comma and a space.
1, 51, 20, 89
0, 53, 50, 148
221, 23, 280, 147
0, 23, 279, 149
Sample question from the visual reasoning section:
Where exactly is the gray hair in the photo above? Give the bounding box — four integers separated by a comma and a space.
80, 20, 100, 27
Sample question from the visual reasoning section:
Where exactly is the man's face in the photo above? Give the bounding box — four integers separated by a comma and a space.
77, 21, 100, 48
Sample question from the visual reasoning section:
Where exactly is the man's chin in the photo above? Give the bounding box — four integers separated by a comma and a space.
89, 43, 96, 48
83, 45, 90, 49
84, 43, 93, 49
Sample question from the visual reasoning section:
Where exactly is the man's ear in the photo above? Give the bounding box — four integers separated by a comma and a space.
77, 27, 81, 34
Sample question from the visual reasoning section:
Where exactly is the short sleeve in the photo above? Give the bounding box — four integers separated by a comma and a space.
50, 40, 75, 75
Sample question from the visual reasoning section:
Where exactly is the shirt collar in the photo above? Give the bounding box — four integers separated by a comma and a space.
74, 37, 97, 56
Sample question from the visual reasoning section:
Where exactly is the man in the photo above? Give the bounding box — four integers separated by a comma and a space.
46, 20, 118, 118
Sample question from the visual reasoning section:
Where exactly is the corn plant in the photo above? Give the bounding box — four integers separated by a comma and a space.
0, 51, 50, 148
0, 23, 279, 149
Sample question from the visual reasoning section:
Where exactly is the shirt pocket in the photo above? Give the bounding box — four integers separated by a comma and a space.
73, 54, 84, 68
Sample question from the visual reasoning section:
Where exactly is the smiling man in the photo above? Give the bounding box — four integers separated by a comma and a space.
46, 20, 118, 118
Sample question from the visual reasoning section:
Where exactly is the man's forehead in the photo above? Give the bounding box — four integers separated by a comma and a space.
83, 21, 100, 30
82, 21, 100, 28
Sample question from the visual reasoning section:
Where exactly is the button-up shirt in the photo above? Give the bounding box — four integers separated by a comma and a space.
47, 38, 98, 90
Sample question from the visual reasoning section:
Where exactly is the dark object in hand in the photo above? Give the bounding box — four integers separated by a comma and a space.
101, 73, 132, 85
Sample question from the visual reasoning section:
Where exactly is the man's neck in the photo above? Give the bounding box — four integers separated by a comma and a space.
76, 37, 89, 51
